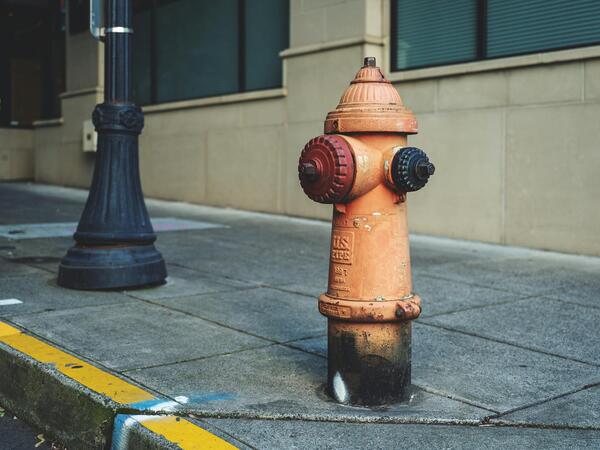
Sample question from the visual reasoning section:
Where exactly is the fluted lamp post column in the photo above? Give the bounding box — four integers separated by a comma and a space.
58, 0, 166, 289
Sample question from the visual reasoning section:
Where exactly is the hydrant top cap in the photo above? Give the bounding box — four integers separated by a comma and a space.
324, 57, 418, 134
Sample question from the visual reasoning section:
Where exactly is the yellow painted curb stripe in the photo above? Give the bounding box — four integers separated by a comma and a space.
0, 320, 237, 448
140, 416, 237, 450
0, 321, 154, 404
0, 321, 21, 338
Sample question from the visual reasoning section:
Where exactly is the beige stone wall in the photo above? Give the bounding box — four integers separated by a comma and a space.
0, 129, 34, 180
30, 0, 600, 256
397, 58, 600, 255
283, 0, 386, 220
139, 93, 286, 213
34, 7, 102, 188
34, 92, 101, 187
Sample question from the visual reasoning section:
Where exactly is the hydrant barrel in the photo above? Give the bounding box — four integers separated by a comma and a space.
298, 57, 434, 406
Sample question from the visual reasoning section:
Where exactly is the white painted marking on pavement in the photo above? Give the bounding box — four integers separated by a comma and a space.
332, 371, 349, 403
0, 299, 23, 306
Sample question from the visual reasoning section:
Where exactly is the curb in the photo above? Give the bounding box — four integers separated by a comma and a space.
0, 342, 116, 448
0, 320, 239, 450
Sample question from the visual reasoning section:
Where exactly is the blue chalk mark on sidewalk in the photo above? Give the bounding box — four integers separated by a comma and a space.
112, 393, 237, 450
128, 392, 236, 412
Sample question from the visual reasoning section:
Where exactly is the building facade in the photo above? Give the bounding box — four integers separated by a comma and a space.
1, 0, 599, 256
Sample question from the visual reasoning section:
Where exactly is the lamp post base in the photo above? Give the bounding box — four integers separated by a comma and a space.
327, 319, 412, 406
57, 244, 166, 290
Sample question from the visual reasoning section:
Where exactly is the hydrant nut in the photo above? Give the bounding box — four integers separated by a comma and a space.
300, 162, 318, 182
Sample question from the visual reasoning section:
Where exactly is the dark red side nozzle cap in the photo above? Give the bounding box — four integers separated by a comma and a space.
298, 135, 355, 204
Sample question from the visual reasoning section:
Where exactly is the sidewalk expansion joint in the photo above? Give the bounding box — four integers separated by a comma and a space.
482, 418, 600, 431
123, 293, 284, 346
14, 260, 57, 275
130, 296, 276, 337
412, 385, 500, 415
120, 342, 280, 373
418, 294, 541, 319
546, 295, 600, 311
123, 284, 259, 303
122, 292, 332, 370
118, 397, 600, 432
5, 298, 132, 319
168, 261, 265, 288
167, 260, 325, 296
419, 270, 558, 298
265, 285, 319, 300
281, 333, 327, 345
483, 381, 600, 430
417, 321, 600, 368
0, 265, 53, 279
159, 408, 484, 426
156, 407, 600, 431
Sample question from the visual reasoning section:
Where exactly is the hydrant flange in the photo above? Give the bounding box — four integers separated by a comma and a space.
319, 293, 421, 323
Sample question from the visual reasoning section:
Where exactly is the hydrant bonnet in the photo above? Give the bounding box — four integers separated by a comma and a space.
324, 57, 418, 134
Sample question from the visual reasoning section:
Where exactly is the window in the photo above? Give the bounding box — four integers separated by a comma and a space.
391, 0, 600, 71
132, 0, 289, 106
0, 0, 65, 127
68, 0, 88, 34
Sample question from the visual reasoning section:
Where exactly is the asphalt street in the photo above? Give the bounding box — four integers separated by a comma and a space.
0, 410, 52, 450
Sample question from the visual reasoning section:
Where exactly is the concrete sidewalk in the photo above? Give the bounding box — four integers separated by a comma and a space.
0, 181, 599, 449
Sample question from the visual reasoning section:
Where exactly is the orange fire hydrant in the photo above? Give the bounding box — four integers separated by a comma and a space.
298, 57, 435, 406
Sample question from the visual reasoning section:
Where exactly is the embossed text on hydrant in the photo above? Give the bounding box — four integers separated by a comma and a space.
331, 231, 354, 265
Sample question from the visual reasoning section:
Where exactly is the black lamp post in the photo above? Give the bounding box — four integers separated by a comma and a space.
58, 0, 166, 289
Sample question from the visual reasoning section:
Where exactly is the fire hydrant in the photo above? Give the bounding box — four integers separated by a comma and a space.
298, 57, 435, 406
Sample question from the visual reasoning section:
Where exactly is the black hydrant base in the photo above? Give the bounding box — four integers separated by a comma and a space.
327, 320, 412, 406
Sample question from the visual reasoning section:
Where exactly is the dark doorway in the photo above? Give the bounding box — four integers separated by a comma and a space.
0, 0, 65, 127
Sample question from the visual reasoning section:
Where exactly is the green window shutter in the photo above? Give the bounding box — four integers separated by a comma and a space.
155, 0, 239, 103
132, 0, 289, 104
394, 0, 477, 70
132, 7, 152, 106
487, 0, 600, 58
243, 0, 289, 91
68, 0, 88, 35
